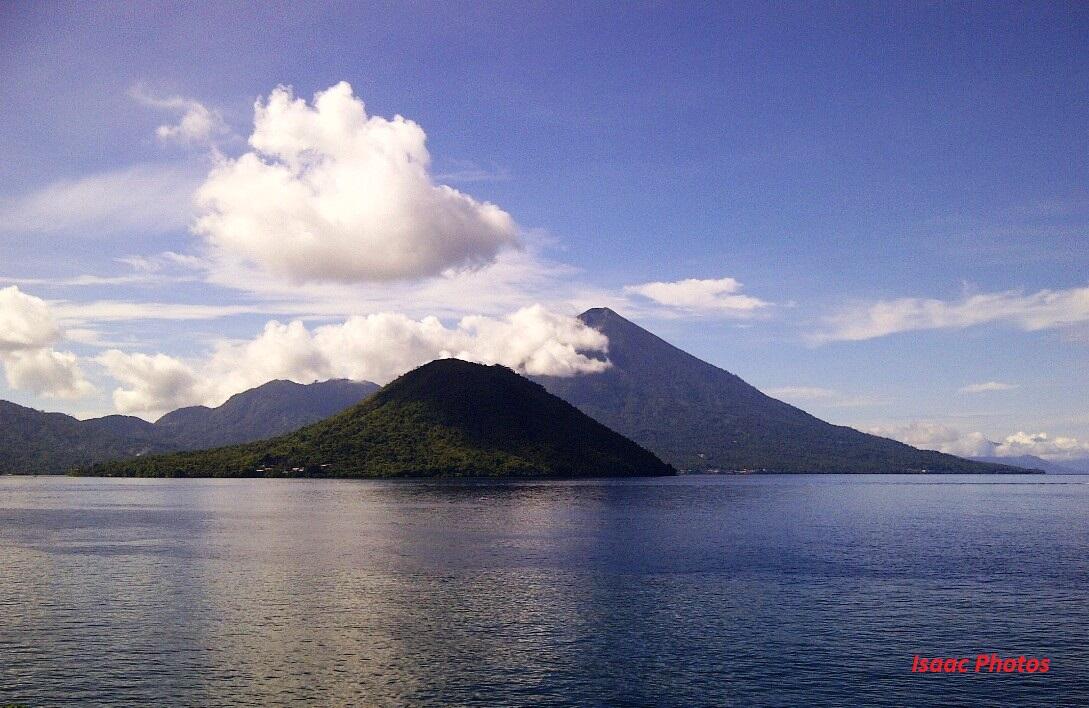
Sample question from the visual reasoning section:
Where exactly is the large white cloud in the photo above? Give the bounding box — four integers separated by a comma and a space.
0, 286, 94, 399
0, 286, 60, 351
624, 276, 770, 316
193, 81, 518, 284
817, 285, 1089, 342
98, 305, 608, 417
3, 348, 95, 399
866, 421, 1089, 462
96, 351, 201, 415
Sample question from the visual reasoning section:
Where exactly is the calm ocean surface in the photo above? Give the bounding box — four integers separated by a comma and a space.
1, 474, 1087, 706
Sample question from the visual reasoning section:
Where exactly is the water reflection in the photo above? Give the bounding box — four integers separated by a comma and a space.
1, 476, 1086, 705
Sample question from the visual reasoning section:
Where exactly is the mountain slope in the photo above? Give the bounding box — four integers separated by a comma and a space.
536, 308, 1033, 474
0, 402, 165, 474
81, 359, 675, 478
155, 378, 379, 449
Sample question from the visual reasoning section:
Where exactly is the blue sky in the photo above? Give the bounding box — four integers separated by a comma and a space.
1, 1, 1087, 461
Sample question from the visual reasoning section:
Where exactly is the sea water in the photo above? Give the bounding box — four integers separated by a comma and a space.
1, 475, 1086, 706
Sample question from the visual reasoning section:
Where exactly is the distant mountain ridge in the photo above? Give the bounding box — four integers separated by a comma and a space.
0, 401, 168, 475
969, 455, 1088, 474
80, 359, 674, 478
0, 378, 378, 474
156, 378, 379, 449
535, 308, 1032, 474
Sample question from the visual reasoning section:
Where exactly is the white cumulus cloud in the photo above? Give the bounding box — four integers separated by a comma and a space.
193, 81, 518, 284
817, 285, 1089, 342
998, 431, 1089, 461
865, 422, 995, 457
865, 421, 1089, 462
97, 305, 608, 418
0, 286, 94, 399
96, 351, 201, 415
0, 286, 60, 351
3, 348, 95, 399
624, 276, 770, 316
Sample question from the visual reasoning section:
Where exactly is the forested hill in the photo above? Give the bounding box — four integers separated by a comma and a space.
80, 359, 675, 479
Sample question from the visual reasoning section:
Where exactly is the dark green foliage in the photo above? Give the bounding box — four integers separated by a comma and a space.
535, 308, 1036, 474
79, 359, 675, 478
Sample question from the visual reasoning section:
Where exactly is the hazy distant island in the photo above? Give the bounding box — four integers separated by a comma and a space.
78, 359, 675, 478
969, 455, 1087, 475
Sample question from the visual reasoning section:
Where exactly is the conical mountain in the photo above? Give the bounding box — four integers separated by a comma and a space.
536, 308, 1031, 474
83, 359, 674, 478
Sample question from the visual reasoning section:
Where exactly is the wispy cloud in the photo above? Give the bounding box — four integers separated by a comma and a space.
764, 386, 839, 400
624, 276, 771, 317
0, 252, 206, 288
959, 381, 1018, 394
50, 300, 260, 324
130, 84, 230, 146
764, 385, 887, 408
815, 285, 1089, 343
0, 163, 199, 237
436, 159, 512, 183
0, 273, 200, 288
